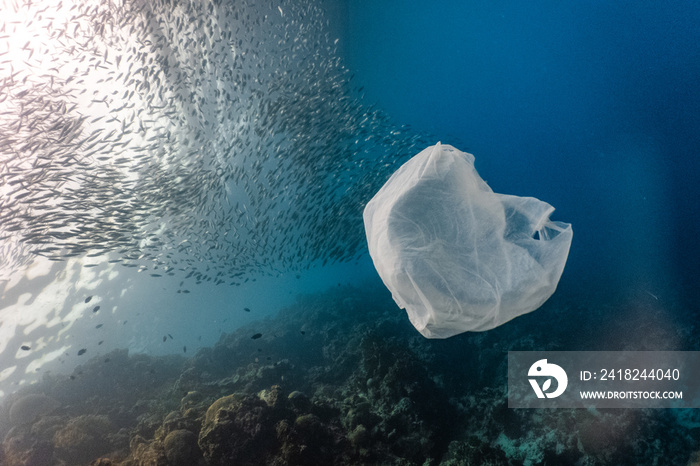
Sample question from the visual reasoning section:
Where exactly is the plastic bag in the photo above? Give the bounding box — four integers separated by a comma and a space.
363, 143, 572, 338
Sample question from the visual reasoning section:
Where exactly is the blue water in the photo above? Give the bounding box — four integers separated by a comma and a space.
2, 1, 700, 464
344, 0, 700, 308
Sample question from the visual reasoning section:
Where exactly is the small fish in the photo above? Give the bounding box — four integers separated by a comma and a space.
168, 334, 173, 339
251, 333, 262, 340
20, 345, 31, 351
70, 375, 76, 380
104, 358, 110, 363
183, 346, 187, 353
163, 336, 167, 342
96, 324, 103, 329
77, 348, 87, 356
243, 307, 251, 312
300, 330, 306, 335
85, 296, 93, 303
98, 341, 104, 345
3, 0, 412, 307
93, 306, 100, 313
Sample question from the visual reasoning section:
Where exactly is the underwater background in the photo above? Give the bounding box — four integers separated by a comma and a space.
1, 0, 700, 464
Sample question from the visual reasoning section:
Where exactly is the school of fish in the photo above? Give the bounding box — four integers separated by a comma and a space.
0, 0, 429, 283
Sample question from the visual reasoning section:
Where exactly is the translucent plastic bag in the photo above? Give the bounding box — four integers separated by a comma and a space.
363, 143, 573, 338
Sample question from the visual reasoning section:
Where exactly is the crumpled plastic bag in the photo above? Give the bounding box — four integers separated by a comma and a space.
363, 143, 573, 338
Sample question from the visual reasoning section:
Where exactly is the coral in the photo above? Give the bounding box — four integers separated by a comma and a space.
440, 437, 511, 466
127, 434, 168, 466
1, 427, 55, 466
8, 394, 60, 427
53, 415, 114, 464
287, 390, 311, 413
258, 385, 285, 410
1, 284, 699, 465
195, 387, 354, 466
347, 424, 370, 451
90, 459, 116, 466
163, 429, 202, 466
198, 393, 277, 465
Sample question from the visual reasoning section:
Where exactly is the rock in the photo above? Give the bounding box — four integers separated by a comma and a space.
8, 394, 60, 426
258, 385, 285, 410
279, 413, 346, 465
180, 390, 204, 410
441, 437, 510, 466
2, 427, 54, 466
163, 429, 201, 466
287, 391, 311, 412
348, 424, 370, 450
129, 439, 168, 466
160, 410, 201, 437
294, 413, 321, 432
53, 415, 113, 465
90, 459, 115, 466
198, 393, 276, 465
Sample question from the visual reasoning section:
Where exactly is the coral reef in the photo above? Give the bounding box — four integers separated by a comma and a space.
0, 284, 697, 465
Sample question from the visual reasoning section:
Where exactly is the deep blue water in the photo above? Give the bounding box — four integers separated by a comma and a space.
343, 0, 700, 310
